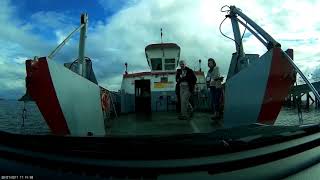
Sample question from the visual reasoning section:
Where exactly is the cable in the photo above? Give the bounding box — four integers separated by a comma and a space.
219, 16, 240, 73
220, 5, 230, 12
219, 7, 247, 74
68, 58, 78, 70
219, 17, 240, 49
69, 57, 93, 81
219, 16, 247, 53
241, 22, 247, 40
219, 5, 239, 47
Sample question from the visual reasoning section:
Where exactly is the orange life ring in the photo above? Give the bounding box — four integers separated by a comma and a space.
101, 92, 110, 112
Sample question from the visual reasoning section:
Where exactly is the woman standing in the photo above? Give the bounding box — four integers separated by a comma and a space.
206, 58, 223, 119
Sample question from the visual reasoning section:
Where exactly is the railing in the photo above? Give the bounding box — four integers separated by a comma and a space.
283, 52, 320, 102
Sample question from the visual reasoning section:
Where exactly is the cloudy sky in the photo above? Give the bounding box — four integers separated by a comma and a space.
0, 0, 320, 99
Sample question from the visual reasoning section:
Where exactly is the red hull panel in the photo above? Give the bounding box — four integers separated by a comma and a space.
26, 58, 70, 135
258, 48, 295, 124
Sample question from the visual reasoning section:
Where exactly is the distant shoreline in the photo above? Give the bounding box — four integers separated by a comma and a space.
0, 98, 18, 101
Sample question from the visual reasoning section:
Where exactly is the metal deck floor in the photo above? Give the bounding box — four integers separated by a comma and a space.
108, 112, 222, 135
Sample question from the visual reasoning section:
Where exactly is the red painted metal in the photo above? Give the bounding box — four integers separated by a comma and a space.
258, 48, 295, 124
123, 71, 204, 78
26, 57, 70, 135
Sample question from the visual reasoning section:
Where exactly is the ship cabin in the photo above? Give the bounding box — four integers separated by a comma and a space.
120, 43, 206, 113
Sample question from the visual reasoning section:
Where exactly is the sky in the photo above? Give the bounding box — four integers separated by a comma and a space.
0, 0, 320, 99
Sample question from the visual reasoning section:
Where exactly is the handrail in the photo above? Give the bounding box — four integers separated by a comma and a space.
283, 51, 320, 102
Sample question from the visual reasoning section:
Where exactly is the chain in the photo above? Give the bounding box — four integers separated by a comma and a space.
22, 101, 27, 127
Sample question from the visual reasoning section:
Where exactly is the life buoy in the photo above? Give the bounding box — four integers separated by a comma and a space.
101, 91, 110, 112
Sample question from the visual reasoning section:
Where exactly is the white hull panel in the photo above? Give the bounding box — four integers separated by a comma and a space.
223, 51, 273, 127
48, 60, 106, 136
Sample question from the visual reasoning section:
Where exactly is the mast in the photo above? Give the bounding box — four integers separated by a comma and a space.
160, 28, 164, 57
160, 28, 163, 44
78, 13, 88, 77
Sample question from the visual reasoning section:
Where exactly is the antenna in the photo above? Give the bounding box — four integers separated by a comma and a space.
160, 28, 165, 57
125, 62, 128, 74
160, 28, 163, 43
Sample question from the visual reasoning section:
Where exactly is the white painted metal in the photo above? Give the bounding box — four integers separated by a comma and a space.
227, 53, 260, 81
229, 8, 245, 59
227, 6, 320, 123
226, 53, 238, 81
121, 74, 175, 94
48, 60, 106, 136
122, 42, 205, 96
121, 74, 206, 94
223, 50, 273, 128
146, 48, 180, 72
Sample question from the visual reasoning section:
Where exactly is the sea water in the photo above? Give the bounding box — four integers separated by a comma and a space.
0, 100, 319, 135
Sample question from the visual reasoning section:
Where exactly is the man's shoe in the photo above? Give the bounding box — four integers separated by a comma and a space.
189, 111, 194, 118
178, 115, 189, 120
211, 116, 219, 120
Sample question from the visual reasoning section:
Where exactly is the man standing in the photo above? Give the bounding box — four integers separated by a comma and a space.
176, 60, 197, 120
206, 58, 223, 119
175, 73, 181, 113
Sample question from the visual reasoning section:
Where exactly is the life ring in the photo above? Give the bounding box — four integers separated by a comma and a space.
101, 91, 110, 112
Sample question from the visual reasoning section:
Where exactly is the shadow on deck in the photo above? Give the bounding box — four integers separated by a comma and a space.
108, 112, 222, 136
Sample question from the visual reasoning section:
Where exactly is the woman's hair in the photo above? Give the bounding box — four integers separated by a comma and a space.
208, 58, 216, 67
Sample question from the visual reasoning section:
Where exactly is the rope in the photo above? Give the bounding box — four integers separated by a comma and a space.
220, 5, 230, 13
102, 89, 118, 133
109, 91, 118, 119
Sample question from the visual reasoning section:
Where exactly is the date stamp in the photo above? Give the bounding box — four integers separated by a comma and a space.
1, 176, 33, 180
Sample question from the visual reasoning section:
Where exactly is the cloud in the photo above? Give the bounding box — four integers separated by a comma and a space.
0, 1, 78, 98
92, 0, 320, 89
30, 11, 76, 29
87, 0, 269, 89
1, 0, 320, 98
98, 0, 140, 14
0, 42, 27, 99
87, 0, 236, 90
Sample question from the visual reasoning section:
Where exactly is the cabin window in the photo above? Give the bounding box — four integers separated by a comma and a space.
151, 58, 162, 70
165, 64, 176, 70
165, 58, 176, 70
165, 59, 175, 64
